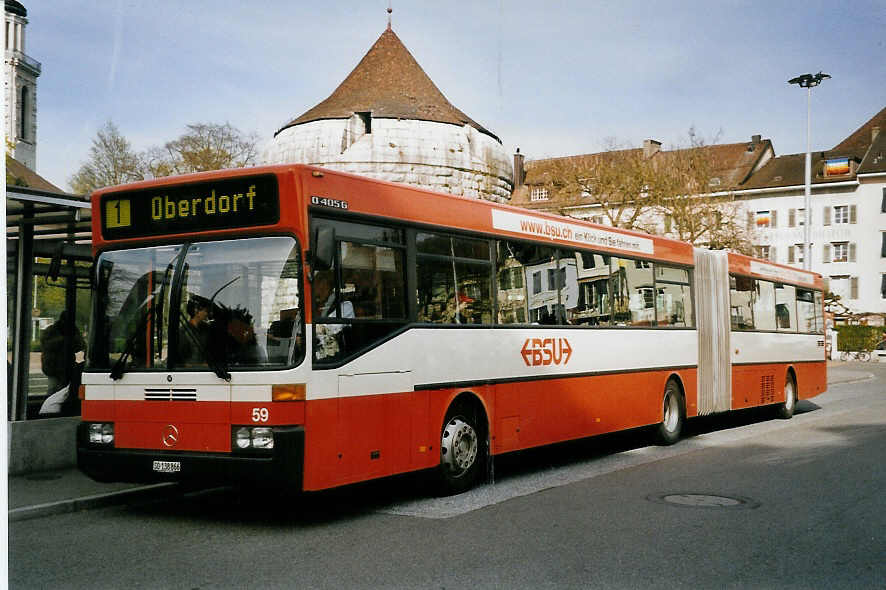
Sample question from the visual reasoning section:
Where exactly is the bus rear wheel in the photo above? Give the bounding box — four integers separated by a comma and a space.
437, 402, 486, 496
776, 374, 797, 419
655, 379, 684, 445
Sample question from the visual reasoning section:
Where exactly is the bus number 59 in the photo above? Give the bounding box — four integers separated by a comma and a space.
252, 408, 269, 423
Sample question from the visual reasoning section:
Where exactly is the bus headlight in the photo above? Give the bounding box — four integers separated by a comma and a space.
232, 426, 274, 451
88, 423, 115, 445
251, 427, 274, 449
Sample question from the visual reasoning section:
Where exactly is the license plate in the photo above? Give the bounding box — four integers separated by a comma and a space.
152, 460, 181, 473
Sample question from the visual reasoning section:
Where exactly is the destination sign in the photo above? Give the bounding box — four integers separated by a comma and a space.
100, 174, 280, 239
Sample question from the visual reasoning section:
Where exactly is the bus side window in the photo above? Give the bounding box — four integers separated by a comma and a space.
775, 283, 797, 332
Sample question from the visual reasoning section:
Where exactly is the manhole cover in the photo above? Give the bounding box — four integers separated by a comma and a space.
647, 493, 759, 509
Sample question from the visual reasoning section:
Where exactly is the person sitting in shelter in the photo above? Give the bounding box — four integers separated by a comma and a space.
40, 310, 85, 396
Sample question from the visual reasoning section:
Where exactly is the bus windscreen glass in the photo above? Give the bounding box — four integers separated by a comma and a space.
88, 236, 303, 374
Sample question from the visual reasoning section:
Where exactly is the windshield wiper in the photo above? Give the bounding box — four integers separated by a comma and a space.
110, 299, 154, 380
110, 258, 178, 380
178, 314, 231, 381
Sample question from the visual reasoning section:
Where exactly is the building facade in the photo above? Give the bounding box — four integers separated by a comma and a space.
264, 25, 513, 202
733, 108, 886, 318
4, 0, 40, 169
512, 108, 886, 318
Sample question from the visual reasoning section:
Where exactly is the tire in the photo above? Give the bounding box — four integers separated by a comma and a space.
437, 401, 487, 496
654, 379, 684, 445
776, 374, 796, 419
858, 351, 871, 362
840, 351, 850, 361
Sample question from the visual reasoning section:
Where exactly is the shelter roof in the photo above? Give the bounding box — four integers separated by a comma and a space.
6, 155, 65, 193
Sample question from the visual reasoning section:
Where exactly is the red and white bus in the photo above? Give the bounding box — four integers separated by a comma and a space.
78, 165, 826, 495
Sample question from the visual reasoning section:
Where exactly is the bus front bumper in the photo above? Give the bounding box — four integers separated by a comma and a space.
77, 424, 305, 490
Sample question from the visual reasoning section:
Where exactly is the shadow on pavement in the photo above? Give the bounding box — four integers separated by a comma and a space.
126, 401, 821, 526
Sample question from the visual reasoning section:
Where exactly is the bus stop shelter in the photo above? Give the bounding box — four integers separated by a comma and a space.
7, 185, 92, 473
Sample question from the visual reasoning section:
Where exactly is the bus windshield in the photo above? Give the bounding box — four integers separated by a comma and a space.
89, 236, 303, 375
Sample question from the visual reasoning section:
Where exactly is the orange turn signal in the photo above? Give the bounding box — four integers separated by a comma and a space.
272, 384, 306, 402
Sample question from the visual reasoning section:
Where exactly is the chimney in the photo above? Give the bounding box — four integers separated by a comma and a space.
513, 148, 525, 188
751, 134, 761, 144
873, 126, 881, 142
643, 139, 661, 158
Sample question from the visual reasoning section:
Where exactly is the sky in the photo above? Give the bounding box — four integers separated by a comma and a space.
20, 0, 886, 192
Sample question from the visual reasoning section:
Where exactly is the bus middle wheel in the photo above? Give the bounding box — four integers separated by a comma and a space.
655, 379, 684, 445
438, 402, 486, 495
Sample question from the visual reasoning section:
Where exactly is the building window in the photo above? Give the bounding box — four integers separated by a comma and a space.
532, 270, 542, 294
357, 112, 371, 134
530, 187, 549, 202
824, 158, 850, 176
882, 232, 886, 258
789, 244, 805, 265
881, 274, 886, 299
755, 210, 771, 228
831, 275, 849, 301
832, 242, 849, 263
834, 205, 849, 224
754, 245, 770, 260
19, 86, 29, 140
881, 188, 886, 213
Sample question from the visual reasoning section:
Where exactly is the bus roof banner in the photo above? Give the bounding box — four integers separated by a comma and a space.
491, 209, 654, 255
749, 260, 816, 286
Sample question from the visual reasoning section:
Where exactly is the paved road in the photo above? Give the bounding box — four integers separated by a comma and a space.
10, 363, 885, 589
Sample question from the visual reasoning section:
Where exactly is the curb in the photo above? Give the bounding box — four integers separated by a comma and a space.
8, 482, 178, 522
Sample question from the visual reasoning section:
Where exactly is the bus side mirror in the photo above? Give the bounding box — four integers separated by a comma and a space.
311, 226, 335, 273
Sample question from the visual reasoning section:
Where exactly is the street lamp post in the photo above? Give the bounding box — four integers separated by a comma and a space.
788, 72, 830, 270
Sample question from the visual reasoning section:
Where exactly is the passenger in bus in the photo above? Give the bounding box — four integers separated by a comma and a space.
226, 307, 267, 365
313, 272, 354, 359
179, 297, 212, 366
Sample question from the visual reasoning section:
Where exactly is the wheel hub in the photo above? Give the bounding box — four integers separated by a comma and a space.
441, 417, 478, 476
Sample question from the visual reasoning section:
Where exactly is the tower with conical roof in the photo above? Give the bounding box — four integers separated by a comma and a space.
264, 23, 513, 202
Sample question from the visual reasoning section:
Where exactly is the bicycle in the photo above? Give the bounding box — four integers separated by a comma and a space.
840, 350, 872, 362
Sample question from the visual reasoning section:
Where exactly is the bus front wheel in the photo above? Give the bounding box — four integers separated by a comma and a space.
437, 402, 486, 496
655, 379, 684, 445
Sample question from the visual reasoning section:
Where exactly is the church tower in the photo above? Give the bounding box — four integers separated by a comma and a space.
264, 23, 513, 202
4, 0, 40, 169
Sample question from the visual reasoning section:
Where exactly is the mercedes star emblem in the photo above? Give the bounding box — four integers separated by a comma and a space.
162, 424, 180, 448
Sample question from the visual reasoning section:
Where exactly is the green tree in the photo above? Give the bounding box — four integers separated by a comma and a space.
69, 121, 145, 194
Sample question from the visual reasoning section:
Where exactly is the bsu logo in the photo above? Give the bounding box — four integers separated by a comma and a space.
521, 338, 573, 367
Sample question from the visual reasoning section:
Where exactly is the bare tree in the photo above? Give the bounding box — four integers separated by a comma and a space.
69, 121, 145, 193
538, 139, 659, 230
146, 122, 260, 177
652, 130, 754, 254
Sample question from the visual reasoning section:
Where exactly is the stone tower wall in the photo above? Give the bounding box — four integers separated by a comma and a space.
265, 117, 514, 202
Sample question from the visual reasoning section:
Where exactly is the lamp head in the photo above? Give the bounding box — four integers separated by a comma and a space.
788, 72, 831, 88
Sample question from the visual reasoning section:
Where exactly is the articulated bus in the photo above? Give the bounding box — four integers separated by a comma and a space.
78, 165, 827, 495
